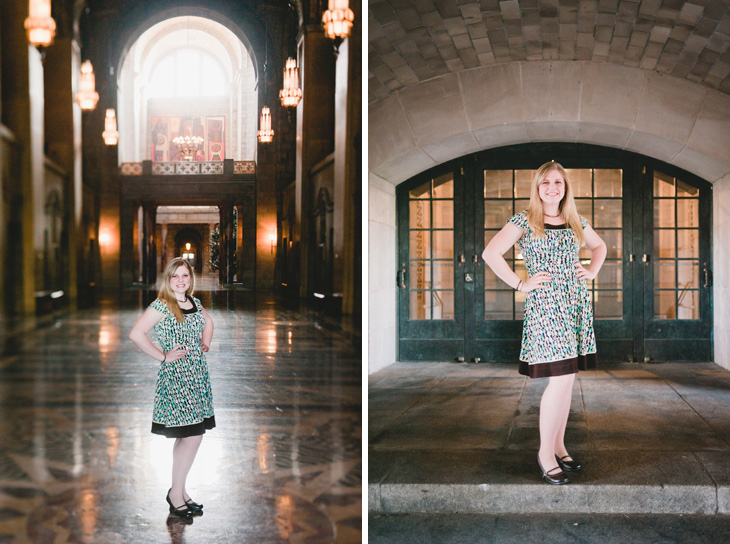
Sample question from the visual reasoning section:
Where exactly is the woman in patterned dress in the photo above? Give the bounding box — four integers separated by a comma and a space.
129, 257, 215, 518
482, 162, 606, 485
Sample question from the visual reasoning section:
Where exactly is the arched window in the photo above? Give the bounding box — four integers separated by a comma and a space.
149, 49, 228, 98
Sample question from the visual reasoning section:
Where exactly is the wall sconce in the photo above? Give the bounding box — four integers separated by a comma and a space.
269, 234, 276, 255
279, 58, 301, 108
102, 108, 119, 145
185, 243, 191, 251
25, 0, 56, 52
322, 0, 354, 52
98, 231, 110, 246
76, 60, 99, 111
257, 106, 274, 144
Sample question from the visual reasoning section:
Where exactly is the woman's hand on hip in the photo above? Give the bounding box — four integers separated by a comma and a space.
575, 262, 597, 281
523, 271, 552, 292
165, 345, 189, 362
201, 340, 210, 353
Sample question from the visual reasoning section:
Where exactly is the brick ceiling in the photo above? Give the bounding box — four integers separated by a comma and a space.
369, 0, 730, 103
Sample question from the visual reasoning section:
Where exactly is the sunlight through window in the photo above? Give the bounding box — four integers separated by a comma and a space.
149, 49, 226, 98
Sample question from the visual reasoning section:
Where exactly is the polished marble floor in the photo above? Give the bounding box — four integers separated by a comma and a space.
0, 282, 361, 543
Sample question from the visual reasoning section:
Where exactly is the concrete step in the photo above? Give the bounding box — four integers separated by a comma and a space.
369, 449, 730, 515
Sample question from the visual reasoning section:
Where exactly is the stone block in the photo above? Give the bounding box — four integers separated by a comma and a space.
370, 145, 437, 186
687, 90, 730, 166
580, 63, 643, 128
522, 61, 582, 122
472, 123, 530, 149
525, 121, 580, 141
672, 146, 730, 184
421, 132, 481, 164
459, 64, 523, 129
369, 94, 417, 171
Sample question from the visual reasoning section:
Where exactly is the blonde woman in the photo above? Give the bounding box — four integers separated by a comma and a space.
482, 162, 606, 485
129, 257, 215, 518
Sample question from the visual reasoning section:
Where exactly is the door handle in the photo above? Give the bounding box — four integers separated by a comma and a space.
642, 254, 650, 264
703, 266, 712, 288
473, 254, 479, 263
397, 268, 406, 288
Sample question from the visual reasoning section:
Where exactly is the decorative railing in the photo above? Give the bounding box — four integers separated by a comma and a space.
120, 160, 256, 176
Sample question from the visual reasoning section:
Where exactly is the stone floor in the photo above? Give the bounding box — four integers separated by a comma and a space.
0, 283, 361, 543
369, 361, 730, 515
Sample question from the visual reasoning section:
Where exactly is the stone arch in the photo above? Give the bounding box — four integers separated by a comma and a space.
369, 61, 730, 187
174, 227, 204, 275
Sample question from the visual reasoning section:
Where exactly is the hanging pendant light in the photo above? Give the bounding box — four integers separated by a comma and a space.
173, 135, 204, 161
279, 58, 302, 108
102, 108, 119, 145
25, 0, 56, 48
76, 60, 99, 111
257, 106, 274, 144
322, 0, 354, 41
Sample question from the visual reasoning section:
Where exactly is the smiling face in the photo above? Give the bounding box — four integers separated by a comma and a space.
169, 265, 191, 298
538, 168, 566, 206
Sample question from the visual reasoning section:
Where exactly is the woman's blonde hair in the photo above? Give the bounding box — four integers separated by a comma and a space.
158, 257, 195, 323
526, 161, 585, 246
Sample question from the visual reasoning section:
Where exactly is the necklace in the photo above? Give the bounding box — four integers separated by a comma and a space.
176, 296, 187, 302
544, 213, 560, 218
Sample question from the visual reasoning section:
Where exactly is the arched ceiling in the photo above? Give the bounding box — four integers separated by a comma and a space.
369, 0, 730, 104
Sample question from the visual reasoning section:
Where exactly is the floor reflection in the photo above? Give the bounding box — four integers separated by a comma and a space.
0, 288, 361, 543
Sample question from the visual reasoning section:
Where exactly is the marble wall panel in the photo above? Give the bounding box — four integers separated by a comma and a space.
714, 173, 730, 370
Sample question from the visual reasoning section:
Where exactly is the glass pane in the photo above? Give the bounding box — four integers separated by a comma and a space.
410, 290, 430, 320
409, 200, 430, 228
594, 169, 622, 197
484, 170, 512, 198
432, 230, 453, 259
484, 290, 514, 320
485, 200, 514, 228
677, 290, 699, 320
514, 199, 530, 214
432, 291, 454, 320
594, 200, 622, 228
654, 171, 675, 197
432, 200, 453, 228
654, 229, 675, 259
409, 180, 430, 199
567, 168, 592, 197
677, 260, 699, 289
677, 199, 698, 228
432, 262, 454, 289
433, 174, 453, 198
677, 229, 699, 259
409, 261, 430, 290
594, 290, 623, 319
654, 199, 674, 228
654, 260, 675, 290
514, 170, 533, 198
655, 290, 676, 320
596, 261, 622, 290
484, 230, 514, 259
575, 199, 592, 219
484, 267, 498, 290
596, 229, 622, 259
409, 230, 430, 260
515, 294, 525, 320
676, 179, 699, 198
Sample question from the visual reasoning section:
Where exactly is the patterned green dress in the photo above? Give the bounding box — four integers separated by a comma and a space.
149, 296, 216, 437
508, 211, 597, 378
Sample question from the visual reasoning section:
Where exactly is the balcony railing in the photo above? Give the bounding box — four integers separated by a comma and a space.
120, 160, 255, 176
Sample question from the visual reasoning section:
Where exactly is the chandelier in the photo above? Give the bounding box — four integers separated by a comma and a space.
279, 58, 301, 108
173, 135, 204, 161
257, 107, 274, 144
76, 60, 99, 111
25, 0, 56, 48
322, 0, 354, 41
102, 108, 119, 146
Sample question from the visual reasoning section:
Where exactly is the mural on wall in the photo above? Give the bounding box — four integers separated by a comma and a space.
150, 115, 226, 161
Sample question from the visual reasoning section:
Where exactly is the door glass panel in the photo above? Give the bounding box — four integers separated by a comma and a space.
484, 170, 512, 198
515, 198, 530, 213
652, 170, 701, 320
596, 262, 622, 290
514, 170, 533, 197
596, 229, 622, 259
567, 168, 592, 197
594, 169, 622, 197
484, 267, 498, 290
594, 290, 622, 319
432, 200, 453, 228
408, 174, 454, 320
594, 200, 622, 227
409, 201, 430, 228
484, 290, 514, 320
575, 199, 592, 218
484, 200, 513, 226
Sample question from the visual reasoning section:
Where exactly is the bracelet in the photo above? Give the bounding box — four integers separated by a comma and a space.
162, 352, 166, 363
516, 280, 523, 292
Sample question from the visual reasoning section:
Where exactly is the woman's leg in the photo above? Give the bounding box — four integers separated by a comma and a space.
169, 435, 203, 507
554, 374, 577, 460
537, 373, 575, 471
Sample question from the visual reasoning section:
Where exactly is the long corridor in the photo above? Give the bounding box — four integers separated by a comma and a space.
0, 285, 361, 543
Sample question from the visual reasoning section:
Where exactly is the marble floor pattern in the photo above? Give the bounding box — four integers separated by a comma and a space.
0, 285, 361, 543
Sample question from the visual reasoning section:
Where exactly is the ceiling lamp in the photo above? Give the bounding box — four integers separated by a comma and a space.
279, 58, 301, 108
102, 109, 119, 146
322, 0, 354, 41
173, 135, 203, 161
257, 107, 274, 144
76, 60, 99, 111
25, 0, 56, 48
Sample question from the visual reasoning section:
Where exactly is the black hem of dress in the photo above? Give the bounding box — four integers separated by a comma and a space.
151, 416, 216, 438
519, 353, 598, 378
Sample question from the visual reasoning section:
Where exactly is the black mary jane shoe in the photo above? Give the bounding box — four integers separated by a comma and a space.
556, 454, 582, 472
537, 458, 569, 485
185, 498, 204, 514
166, 490, 193, 520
